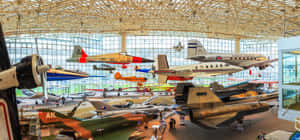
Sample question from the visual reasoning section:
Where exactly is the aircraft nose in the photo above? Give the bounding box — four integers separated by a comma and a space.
142, 58, 154, 63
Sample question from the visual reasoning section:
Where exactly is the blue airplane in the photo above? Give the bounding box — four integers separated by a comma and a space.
47, 65, 104, 81
135, 66, 151, 73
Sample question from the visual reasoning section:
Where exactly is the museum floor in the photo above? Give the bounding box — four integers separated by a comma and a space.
158, 110, 295, 140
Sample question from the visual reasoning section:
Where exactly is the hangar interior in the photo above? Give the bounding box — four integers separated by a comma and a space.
8, 33, 278, 95
0, 0, 299, 140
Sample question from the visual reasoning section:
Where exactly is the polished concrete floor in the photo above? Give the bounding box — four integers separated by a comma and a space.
163, 111, 295, 140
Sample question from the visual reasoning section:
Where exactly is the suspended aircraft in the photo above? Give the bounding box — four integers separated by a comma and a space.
114, 72, 147, 86
93, 64, 116, 73
66, 46, 154, 69
175, 83, 272, 129
226, 77, 279, 88
47, 65, 89, 81
19, 89, 60, 102
135, 66, 151, 73
47, 65, 105, 81
153, 55, 243, 83
186, 40, 278, 70
173, 41, 184, 52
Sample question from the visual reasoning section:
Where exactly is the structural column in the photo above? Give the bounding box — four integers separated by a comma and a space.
235, 38, 240, 54
121, 32, 127, 53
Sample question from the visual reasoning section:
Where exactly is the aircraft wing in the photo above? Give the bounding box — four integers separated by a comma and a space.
245, 59, 278, 69
186, 55, 206, 61
196, 112, 237, 128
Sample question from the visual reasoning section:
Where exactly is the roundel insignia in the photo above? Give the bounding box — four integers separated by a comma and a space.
216, 56, 222, 60
0, 99, 13, 140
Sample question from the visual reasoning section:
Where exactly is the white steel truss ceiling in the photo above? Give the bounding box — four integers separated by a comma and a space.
0, 0, 299, 39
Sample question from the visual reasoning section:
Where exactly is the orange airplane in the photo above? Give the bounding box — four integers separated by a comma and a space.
114, 72, 147, 86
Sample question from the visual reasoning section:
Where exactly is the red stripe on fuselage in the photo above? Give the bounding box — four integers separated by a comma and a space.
132, 56, 142, 63
167, 76, 193, 81
0, 102, 12, 140
80, 57, 87, 63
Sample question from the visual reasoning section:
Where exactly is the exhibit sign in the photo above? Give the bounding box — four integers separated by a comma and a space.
0, 99, 13, 140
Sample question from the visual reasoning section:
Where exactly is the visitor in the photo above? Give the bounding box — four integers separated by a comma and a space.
56, 100, 59, 107
257, 130, 266, 140
169, 119, 173, 129
236, 120, 244, 132
61, 96, 65, 104
169, 118, 176, 129
97, 128, 104, 136
160, 111, 163, 120
172, 118, 176, 129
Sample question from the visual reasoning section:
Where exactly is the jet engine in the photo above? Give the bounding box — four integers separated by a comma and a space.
0, 55, 48, 90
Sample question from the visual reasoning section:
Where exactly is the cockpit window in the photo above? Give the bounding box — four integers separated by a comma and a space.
55, 66, 63, 70
196, 92, 207, 96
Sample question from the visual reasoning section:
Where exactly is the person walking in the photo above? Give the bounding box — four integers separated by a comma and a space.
172, 118, 176, 129
257, 130, 266, 140
169, 119, 173, 129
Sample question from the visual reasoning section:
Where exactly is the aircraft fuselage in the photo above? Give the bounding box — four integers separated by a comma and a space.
189, 53, 268, 69
67, 53, 153, 64
155, 62, 243, 78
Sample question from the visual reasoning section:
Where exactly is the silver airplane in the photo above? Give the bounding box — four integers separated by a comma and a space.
153, 55, 243, 83
186, 40, 278, 70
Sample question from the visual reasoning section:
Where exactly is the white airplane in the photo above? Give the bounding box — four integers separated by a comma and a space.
173, 42, 184, 52
152, 55, 243, 83
186, 40, 278, 70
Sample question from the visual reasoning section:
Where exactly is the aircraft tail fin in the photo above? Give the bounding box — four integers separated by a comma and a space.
71, 45, 88, 58
157, 55, 169, 70
158, 74, 168, 83
67, 102, 83, 118
187, 40, 206, 58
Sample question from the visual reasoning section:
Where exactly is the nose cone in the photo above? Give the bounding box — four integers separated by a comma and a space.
132, 56, 154, 63
142, 58, 154, 63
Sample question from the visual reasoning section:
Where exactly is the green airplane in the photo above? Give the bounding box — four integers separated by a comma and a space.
38, 106, 157, 140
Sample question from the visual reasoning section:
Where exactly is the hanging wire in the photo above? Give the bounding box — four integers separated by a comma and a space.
14, 14, 21, 63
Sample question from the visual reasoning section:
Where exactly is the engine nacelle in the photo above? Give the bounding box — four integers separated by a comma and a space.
259, 64, 270, 70
0, 55, 48, 90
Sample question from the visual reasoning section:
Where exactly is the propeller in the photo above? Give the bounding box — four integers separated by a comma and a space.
35, 38, 49, 101
151, 65, 156, 78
